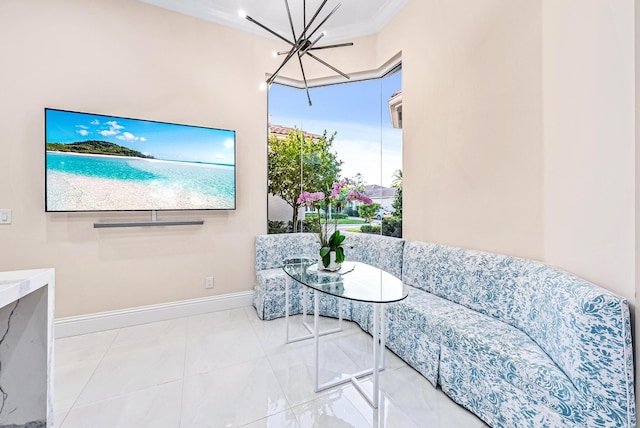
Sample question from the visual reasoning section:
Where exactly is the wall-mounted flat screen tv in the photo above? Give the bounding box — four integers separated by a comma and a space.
45, 108, 236, 212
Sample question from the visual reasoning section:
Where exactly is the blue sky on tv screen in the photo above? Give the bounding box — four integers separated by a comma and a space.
45, 109, 235, 166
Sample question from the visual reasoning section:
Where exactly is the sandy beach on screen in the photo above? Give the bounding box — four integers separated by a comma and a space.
47, 171, 234, 211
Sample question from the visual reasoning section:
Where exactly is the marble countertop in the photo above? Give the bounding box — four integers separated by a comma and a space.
0, 269, 55, 308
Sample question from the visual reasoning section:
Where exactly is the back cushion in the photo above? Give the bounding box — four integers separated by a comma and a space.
402, 240, 524, 325
511, 263, 634, 419
342, 232, 405, 279
255, 233, 319, 270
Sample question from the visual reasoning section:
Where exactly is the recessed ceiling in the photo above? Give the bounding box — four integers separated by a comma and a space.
138, 0, 409, 43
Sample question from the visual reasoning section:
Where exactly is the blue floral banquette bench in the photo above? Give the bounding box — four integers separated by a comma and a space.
253, 233, 635, 428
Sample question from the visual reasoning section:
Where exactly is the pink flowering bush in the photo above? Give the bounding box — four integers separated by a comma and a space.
297, 178, 373, 267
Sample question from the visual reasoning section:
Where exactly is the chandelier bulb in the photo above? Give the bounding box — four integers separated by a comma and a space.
244, 1, 352, 105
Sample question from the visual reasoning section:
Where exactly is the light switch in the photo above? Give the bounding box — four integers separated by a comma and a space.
0, 209, 12, 224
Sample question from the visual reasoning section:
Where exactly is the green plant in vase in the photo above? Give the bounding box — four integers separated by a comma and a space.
297, 178, 373, 270
320, 228, 346, 268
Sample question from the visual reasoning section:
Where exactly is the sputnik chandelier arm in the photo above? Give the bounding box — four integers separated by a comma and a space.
241, 0, 353, 106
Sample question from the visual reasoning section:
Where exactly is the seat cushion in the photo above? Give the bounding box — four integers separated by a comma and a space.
387, 287, 591, 427
436, 302, 591, 427
384, 289, 468, 385
254, 268, 302, 320
299, 287, 352, 320
254, 268, 353, 321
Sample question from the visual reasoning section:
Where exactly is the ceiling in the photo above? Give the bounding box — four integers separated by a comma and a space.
138, 0, 410, 43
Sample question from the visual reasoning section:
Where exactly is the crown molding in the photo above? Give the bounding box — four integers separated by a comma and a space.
271, 51, 401, 89
139, 0, 409, 44
371, 0, 410, 33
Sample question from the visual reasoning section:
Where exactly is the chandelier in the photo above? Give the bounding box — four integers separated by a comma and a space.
240, 1, 353, 106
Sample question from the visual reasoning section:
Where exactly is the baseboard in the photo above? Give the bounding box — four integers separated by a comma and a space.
54, 291, 254, 338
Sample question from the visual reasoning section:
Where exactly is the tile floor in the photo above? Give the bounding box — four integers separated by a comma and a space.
54, 307, 491, 428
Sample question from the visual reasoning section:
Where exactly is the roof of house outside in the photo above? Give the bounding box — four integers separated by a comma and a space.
268, 124, 323, 141
364, 184, 397, 198
388, 90, 402, 129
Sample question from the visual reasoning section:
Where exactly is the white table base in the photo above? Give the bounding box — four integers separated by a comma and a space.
312, 290, 386, 408
285, 279, 343, 343
282, 260, 405, 410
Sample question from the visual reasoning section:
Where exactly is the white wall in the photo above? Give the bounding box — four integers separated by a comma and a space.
377, 0, 544, 260
0, 0, 274, 317
0, 0, 382, 319
541, 0, 636, 413
542, 0, 635, 302
374, 0, 636, 304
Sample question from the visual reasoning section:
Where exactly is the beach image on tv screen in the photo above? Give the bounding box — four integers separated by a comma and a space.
45, 109, 236, 211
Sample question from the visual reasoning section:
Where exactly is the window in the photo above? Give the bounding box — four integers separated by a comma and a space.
267, 67, 402, 238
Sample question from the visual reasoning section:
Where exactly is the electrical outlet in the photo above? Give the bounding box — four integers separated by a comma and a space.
205, 276, 214, 289
0, 209, 11, 225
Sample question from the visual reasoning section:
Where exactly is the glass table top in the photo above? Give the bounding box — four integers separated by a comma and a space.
282, 258, 409, 304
